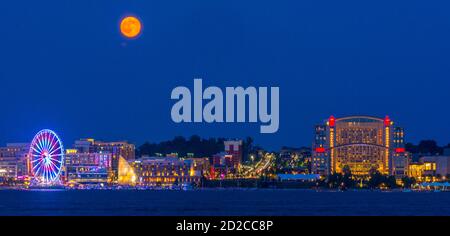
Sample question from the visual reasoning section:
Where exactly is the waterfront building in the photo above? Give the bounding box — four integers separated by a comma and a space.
391, 127, 410, 180
131, 157, 201, 186
0, 143, 30, 178
408, 156, 450, 181
224, 140, 243, 169
408, 163, 424, 180
312, 115, 406, 177
185, 157, 210, 177
210, 152, 234, 179
65, 149, 112, 184
74, 139, 135, 182
311, 125, 329, 176
211, 152, 233, 166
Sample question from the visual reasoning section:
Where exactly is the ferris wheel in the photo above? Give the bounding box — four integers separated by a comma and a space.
29, 129, 65, 184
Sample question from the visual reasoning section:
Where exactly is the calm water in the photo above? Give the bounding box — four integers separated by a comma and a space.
0, 189, 449, 216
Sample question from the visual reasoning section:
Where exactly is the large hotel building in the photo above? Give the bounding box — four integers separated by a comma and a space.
312, 115, 407, 177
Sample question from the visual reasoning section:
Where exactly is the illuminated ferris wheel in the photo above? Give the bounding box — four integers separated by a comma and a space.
29, 129, 65, 184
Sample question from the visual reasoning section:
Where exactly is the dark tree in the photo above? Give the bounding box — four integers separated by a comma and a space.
406, 140, 443, 155
402, 176, 416, 188
417, 140, 442, 155
136, 136, 226, 158
367, 170, 384, 189
386, 176, 398, 189
242, 137, 254, 162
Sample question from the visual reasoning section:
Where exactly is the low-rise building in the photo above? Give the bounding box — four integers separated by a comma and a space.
0, 143, 30, 178
185, 157, 210, 177
407, 156, 450, 181
131, 157, 201, 186
224, 140, 243, 169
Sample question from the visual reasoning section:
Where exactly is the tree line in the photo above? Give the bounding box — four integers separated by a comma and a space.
136, 135, 255, 159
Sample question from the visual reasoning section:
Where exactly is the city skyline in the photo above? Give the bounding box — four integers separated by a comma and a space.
1, 114, 449, 152
2, 1, 450, 150
2, 124, 449, 187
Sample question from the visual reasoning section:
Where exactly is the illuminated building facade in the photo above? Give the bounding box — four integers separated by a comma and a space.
312, 115, 406, 177
408, 156, 450, 182
185, 157, 210, 177
311, 125, 329, 175
131, 157, 201, 186
65, 149, 112, 184
391, 127, 409, 179
408, 163, 425, 180
224, 140, 243, 169
74, 139, 135, 182
210, 152, 233, 179
0, 143, 30, 178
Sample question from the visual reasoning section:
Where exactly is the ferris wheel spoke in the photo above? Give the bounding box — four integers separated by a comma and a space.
48, 134, 58, 154
33, 141, 43, 153
33, 163, 43, 176
45, 133, 52, 152
46, 133, 55, 153
38, 137, 46, 152
45, 167, 53, 181
43, 133, 50, 150
31, 158, 43, 163
34, 134, 44, 152
48, 159, 58, 169
31, 146, 42, 155
50, 164, 58, 180
47, 139, 56, 154
32, 140, 43, 152
46, 165, 52, 182
43, 135, 49, 152
32, 158, 45, 169
49, 157, 62, 164
43, 167, 48, 183
32, 158, 46, 176
41, 133, 47, 149
49, 146, 62, 155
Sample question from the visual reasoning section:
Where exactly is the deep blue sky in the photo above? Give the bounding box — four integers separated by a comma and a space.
1, 0, 450, 150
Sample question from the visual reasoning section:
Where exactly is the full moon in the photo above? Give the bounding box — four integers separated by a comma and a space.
120, 16, 142, 38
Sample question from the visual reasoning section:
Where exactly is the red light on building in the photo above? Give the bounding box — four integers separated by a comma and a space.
395, 148, 405, 153
329, 115, 335, 127
315, 147, 326, 153
384, 115, 391, 127
210, 166, 215, 179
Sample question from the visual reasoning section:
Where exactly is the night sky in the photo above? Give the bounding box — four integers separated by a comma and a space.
1, 0, 450, 150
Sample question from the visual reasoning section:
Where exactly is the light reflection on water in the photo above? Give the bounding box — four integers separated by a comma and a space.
0, 189, 449, 216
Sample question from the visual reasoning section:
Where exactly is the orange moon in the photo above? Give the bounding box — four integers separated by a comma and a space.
120, 16, 142, 38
